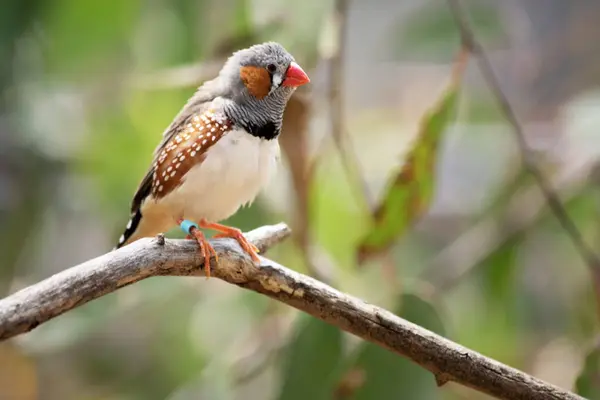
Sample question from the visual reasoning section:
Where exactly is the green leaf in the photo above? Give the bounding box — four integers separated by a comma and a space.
312, 152, 371, 268
357, 53, 466, 263
480, 235, 521, 306
340, 294, 445, 399
399, 294, 446, 335
277, 315, 343, 400
462, 238, 523, 367
576, 347, 600, 398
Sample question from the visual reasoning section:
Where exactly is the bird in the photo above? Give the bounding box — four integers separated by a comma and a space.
114, 42, 310, 277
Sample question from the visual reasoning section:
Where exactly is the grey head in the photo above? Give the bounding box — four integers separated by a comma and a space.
215, 42, 310, 140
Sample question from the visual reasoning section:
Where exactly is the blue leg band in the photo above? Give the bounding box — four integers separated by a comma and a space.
180, 219, 199, 235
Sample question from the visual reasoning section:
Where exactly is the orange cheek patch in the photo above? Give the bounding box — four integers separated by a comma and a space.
240, 66, 271, 99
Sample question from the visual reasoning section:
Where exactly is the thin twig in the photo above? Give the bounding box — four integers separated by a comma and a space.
280, 94, 335, 283
234, 302, 288, 385
325, 0, 373, 210
424, 160, 592, 293
0, 224, 585, 399
234, 341, 284, 385
130, 60, 223, 90
446, 0, 600, 314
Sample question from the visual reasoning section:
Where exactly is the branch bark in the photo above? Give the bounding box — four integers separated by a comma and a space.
0, 223, 583, 400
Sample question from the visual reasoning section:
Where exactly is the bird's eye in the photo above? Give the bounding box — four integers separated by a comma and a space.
266, 63, 277, 73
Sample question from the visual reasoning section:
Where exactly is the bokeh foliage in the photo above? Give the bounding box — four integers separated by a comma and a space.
1, 0, 600, 399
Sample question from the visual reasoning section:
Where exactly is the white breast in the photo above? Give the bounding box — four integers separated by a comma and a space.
141, 129, 280, 230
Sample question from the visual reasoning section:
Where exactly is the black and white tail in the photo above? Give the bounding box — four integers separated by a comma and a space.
114, 166, 155, 250
114, 209, 143, 250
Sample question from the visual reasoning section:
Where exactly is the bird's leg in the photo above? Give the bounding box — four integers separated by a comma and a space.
198, 219, 261, 264
178, 218, 217, 278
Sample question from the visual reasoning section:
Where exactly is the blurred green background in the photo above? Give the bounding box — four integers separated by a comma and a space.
2, 0, 600, 399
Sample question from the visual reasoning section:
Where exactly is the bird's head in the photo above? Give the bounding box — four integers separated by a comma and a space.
220, 41, 310, 102
215, 42, 309, 135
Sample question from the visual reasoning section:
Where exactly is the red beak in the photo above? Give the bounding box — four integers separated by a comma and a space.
282, 62, 310, 87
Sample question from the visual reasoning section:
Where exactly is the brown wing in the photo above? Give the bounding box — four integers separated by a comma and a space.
154, 78, 224, 156
115, 108, 232, 249
151, 110, 232, 199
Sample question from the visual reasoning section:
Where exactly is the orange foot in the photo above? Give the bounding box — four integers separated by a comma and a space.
178, 219, 218, 278
199, 219, 261, 264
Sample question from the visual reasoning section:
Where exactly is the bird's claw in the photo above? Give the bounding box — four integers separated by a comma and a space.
190, 228, 217, 278
213, 231, 260, 263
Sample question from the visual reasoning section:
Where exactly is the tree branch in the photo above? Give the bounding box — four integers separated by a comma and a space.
0, 223, 583, 399
0, 224, 291, 340
319, 0, 373, 210
423, 160, 592, 292
446, 0, 600, 319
